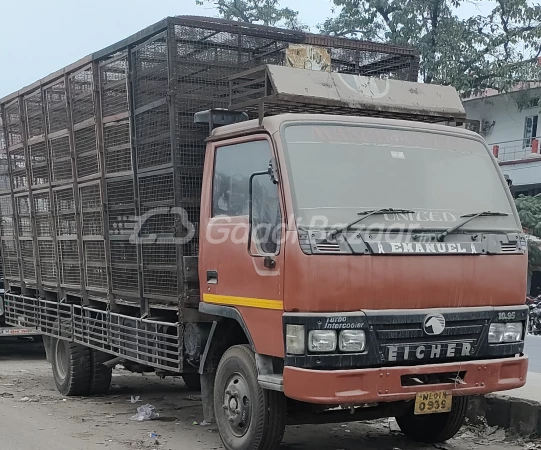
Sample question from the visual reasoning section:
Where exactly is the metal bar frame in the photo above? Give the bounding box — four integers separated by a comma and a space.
1, 101, 26, 292
65, 72, 89, 304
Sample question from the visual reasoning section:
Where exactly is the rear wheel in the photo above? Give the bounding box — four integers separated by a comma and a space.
89, 349, 112, 395
214, 345, 286, 450
396, 395, 469, 443
51, 337, 91, 396
182, 373, 202, 391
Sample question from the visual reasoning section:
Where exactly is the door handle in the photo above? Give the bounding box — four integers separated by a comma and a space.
207, 270, 218, 284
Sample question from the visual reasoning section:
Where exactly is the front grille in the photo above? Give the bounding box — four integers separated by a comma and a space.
315, 242, 341, 253
500, 243, 518, 253
367, 309, 492, 364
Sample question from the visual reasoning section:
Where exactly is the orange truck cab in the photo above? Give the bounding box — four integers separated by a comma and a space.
195, 66, 528, 449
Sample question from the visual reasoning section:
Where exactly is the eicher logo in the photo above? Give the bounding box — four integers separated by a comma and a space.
387, 342, 473, 362
423, 314, 446, 336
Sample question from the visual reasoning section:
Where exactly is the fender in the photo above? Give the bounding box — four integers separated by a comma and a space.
198, 302, 255, 374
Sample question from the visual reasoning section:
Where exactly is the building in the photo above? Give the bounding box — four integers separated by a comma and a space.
463, 86, 541, 197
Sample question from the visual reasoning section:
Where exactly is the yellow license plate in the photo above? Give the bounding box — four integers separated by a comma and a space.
414, 391, 452, 415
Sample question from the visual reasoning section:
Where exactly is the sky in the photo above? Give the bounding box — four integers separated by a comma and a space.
0, 0, 491, 99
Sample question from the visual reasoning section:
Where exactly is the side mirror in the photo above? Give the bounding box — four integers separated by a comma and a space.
248, 170, 281, 260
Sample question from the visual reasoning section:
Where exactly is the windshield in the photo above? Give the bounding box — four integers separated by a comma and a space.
281, 123, 519, 231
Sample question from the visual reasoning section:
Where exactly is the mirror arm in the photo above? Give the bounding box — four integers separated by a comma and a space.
248, 170, 270, 256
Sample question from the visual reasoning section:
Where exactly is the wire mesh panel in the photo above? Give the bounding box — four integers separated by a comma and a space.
50, 135, 72, 183
0, 195, 14, 237
5, 100, 22, 147
38, 240, 56, 284
84, 240, 107, 291
58, 239, 80, 287
132, 33, 168, 110
15, 195, 32, 237
29, 141, 49, 187
9, 148, 27, 190
54, 188, 77, 237
45, 81, 68, 134
80, 183, 103, 236
20, 239, 36, 282
74, 125, 99, 179
100, 55, 129, 118
110, 239, 139, 295
106, 176, 139, 297
104, 121, 132, 174
0, 115, 9, 194
24, 91, 44, 139
1, 239, 19, 279
33, 191, 52, 237
142, 241, 178, 298
135, 104, 171, 171
138, 171, 175, 236
70, 66, 95, 125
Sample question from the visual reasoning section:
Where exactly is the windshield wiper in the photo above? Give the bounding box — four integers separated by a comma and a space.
328, 208, 415, 239
436, 210, 509, 242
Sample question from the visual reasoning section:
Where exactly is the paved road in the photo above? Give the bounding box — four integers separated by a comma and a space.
0, 338, 538, 450
525, 334, 541, 372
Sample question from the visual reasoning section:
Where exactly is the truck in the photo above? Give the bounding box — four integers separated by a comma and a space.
0, 15, 529, 450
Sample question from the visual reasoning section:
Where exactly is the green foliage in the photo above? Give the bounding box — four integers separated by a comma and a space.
195, 0, 307, 30
321, 0, 541, 97
515, 194, 541, 269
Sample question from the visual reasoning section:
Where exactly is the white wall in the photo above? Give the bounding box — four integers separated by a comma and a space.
500, 159, 541, 187
464, 89, 541, 151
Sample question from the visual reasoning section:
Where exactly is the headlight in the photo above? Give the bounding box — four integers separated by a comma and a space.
0, 297, 4, 316
339, 330, 366, 352
286, 324, 305, 355
308, 330, 336, 352
503, 322, 523, 342
489, 322, 523, 343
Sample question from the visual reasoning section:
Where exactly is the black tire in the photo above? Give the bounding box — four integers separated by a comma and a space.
89, 349, 113, 395
182, 373, 202, 391
396, 395, 469, 443
214, 345, 286, 450
51, 337, 91, 396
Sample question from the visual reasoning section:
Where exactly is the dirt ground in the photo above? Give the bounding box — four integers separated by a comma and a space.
0, 338, 537, 450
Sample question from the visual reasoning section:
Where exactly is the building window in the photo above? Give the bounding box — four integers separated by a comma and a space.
523, 115, 539, 147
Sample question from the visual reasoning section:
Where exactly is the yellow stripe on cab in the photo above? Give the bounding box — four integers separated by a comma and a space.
203, 293, 283, 310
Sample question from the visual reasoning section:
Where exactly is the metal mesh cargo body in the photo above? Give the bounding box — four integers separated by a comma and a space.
0, 16, 419, 317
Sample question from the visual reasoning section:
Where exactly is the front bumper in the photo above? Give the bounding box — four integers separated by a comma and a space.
283, 355, 528, 404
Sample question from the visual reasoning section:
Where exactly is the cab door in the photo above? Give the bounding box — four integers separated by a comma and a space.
199, 135, 285, 357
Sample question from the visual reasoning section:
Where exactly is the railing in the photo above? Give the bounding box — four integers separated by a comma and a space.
490, 137, 541, 162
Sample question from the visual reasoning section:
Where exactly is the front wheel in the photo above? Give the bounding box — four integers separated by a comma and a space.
214, 345, 286, 450
396, 395, 468, 443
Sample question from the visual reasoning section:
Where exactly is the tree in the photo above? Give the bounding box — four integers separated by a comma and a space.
320, 0, 541, 97
514, 195, 541, 271
195, 0, 307, 30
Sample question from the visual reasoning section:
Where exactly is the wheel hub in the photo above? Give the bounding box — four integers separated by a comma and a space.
222, 373, 251, 437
